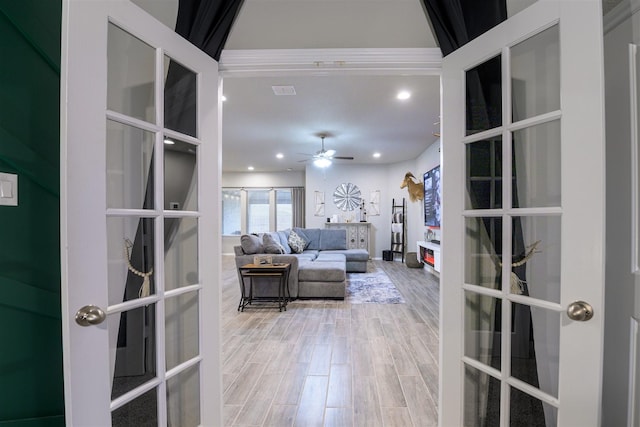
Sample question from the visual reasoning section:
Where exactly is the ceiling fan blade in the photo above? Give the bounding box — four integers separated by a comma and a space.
333, 156, 354, 160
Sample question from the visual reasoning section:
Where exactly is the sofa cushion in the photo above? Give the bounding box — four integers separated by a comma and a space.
315, 253, 346, 263
240, 234, 263, 254
288, 229, 308, 253
276, 230, 292, 254
319, 229, 347, 250
323, 249, 369, 262
296, 227, 321, 250
298, 261, 346, 282
262, 233, 285, 254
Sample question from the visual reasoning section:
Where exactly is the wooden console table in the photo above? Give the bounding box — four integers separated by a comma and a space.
237, 263, 291, 312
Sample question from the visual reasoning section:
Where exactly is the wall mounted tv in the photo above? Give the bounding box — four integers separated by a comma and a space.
423, 166, 441, 227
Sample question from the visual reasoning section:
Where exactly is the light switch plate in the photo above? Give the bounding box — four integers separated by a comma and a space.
0, 172, 18, 206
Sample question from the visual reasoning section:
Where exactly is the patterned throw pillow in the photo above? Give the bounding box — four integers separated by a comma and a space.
262, 233, 285, 254
288, 229, 308, 254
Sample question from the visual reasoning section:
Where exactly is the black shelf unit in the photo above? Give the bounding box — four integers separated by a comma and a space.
390, 198, 406, 262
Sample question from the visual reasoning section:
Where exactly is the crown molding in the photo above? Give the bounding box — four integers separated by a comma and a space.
219, 48, 443, 77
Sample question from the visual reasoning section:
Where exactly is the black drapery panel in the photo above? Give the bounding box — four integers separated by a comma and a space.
422, 0, 507, 56
174, 0, 245, 61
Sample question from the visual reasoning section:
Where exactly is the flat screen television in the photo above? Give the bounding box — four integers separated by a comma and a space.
424, 166, 441, 227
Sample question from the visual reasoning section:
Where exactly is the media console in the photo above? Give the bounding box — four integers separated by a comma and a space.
417, 240, 441, 274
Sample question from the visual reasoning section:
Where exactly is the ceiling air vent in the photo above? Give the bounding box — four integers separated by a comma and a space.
272, 85, 296, 96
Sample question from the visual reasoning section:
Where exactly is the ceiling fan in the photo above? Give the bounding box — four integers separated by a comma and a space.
299, 134, 354, 167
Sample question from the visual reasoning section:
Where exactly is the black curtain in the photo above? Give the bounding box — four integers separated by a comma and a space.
422, 0, 507, 56
174, 0, 245, 61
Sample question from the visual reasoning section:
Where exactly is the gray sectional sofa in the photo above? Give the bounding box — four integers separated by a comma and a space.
234, 227, 369, 299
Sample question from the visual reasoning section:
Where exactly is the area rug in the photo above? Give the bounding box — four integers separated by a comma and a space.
346, 267, 406, 304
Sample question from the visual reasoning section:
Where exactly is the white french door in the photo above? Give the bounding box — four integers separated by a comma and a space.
440, 1, 605, 426
60, 1, 221, 425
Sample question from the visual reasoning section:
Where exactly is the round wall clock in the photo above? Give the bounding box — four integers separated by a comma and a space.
333, 183, 361, 211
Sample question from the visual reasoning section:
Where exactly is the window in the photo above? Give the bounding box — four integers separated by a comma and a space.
222, 187, 301, 235
247, 190, 270, 234
276, 189, 292, 231
222, 190, 241, 235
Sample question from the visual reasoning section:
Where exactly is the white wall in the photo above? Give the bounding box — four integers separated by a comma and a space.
222, 171, 305, 188
305, 141, 441, 259
305, 164, 389, 258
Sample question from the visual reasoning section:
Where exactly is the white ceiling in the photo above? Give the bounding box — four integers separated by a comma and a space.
221, 73, 441, 172
133, 0, 443, 172
221, 0, 440, 172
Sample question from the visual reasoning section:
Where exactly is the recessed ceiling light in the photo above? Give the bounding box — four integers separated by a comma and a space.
397, 90, 411, 100
248, 166, 254, 171
164, 139, 175, 145
221, 95, 227, 101
373, 152, 381, 158
287, 168, 293, 171
276, 153, 284, 159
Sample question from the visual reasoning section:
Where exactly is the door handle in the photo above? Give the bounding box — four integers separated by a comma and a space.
566, 301, 594, 321
75, 305, 106, 326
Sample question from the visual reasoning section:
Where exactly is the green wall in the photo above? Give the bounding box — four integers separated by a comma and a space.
0, 0, 64, 426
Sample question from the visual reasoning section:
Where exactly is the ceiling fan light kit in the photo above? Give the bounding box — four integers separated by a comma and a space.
302, 134, 355, 168
313, 157, 332, 168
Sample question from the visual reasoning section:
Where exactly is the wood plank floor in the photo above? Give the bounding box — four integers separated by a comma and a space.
221, 255, 440, 427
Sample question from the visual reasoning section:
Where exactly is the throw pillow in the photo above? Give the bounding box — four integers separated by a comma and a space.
262, 233, 285, 254
240, 234, 263, 254
288, 229, 308, 254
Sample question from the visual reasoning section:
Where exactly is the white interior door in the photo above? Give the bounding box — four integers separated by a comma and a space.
60, 1, 221, 425
440, 1, 605, 426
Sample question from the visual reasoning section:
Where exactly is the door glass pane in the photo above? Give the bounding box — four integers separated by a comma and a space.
164, 137, 197, 211
509, 386, 557, 426
465, 292, 501, 369
511, 216, 561, 303
109, 305, 157, 400
464, 365, 501, 427
466, 55, 502, 135
222, 189, 242, 235
247, 190, 270, 234
512, 120, 561, 208
167, 364, 201, 427
511, 303, 560, 398
112, 387, 158, 427
511, 25, 560, 122
107, 23, 156, 123
276, 189, 292, 230
467, 138, 503, 209
107, 120, 155, 209
164, 56, 197, 138
166, 291, 199, 370
165, 217, 199, 291
465, 217, 502, 290
107, 217, 155, 306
